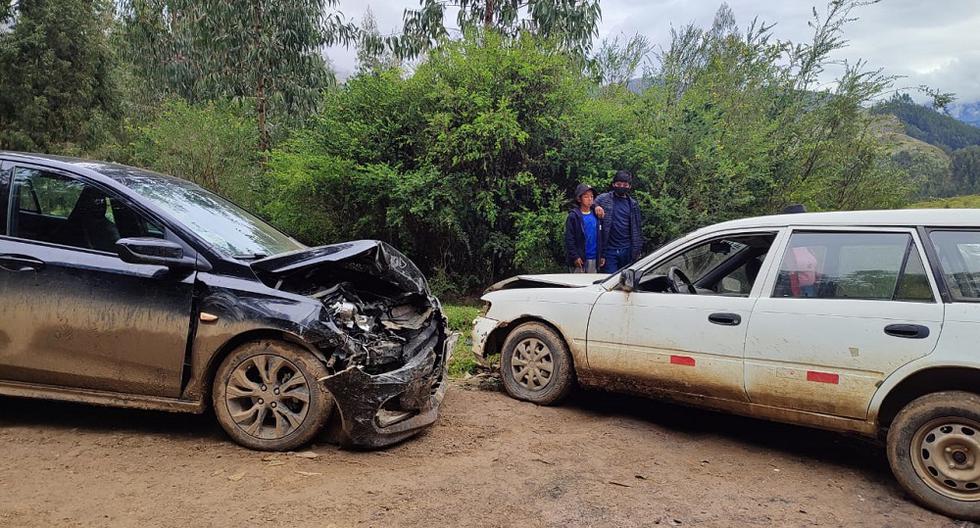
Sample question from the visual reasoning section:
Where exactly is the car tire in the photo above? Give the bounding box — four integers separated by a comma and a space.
887, 391, 980, 521
212, 340, 334, 451
500, 322, 574, 405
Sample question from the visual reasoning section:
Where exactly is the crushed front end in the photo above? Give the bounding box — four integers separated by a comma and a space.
251, 240, 455, 447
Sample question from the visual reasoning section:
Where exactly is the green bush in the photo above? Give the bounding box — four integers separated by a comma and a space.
126, 99, 261, 206
263, 21, 910, 294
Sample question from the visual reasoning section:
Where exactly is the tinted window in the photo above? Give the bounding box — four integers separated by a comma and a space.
8, 168, 163, 252
929, 230, 980, 300
774, 232, 934, 302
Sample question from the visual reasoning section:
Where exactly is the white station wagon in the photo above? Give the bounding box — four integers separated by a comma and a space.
472, 209, 980, 520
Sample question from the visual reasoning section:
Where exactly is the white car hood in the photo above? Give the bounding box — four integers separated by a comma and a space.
486, 273, 608, 292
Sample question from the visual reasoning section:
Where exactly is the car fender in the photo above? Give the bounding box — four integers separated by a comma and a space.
479, 285, 605, 369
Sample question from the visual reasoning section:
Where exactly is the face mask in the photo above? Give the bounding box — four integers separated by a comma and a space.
614, 187, 629, 197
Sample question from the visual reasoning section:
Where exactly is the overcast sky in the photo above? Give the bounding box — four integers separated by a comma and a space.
326, 0, 980, 103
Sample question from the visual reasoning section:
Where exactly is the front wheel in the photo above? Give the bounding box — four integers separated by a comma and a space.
212, 340, 334, 451
500, 322, 574, 405
887, 391, 980, 521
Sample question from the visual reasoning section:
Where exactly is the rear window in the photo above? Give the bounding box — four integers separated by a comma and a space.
929, 230, 980, 301
773, 231, 934, 302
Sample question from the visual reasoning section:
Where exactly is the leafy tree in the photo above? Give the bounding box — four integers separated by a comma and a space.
952, 146, 980, 192
0, 0, 121, 153
356, 6, 400, 73
120, 0, 357, 150
266, 33, 588, 289
379, 0, 601, 59
264, 2, 912, 293
590, 32, 652, 86
126, 99, 261, 203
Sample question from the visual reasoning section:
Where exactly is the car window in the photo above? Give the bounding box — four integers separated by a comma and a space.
929, 230, 980, 300
773, 232, 934, 302
8, 167, 164, 253
120, 175, 303, 259
644, 233, 776, 296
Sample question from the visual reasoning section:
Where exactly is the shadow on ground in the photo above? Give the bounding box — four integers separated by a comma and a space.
0, 394, 223, 442
563, 387, 893, 479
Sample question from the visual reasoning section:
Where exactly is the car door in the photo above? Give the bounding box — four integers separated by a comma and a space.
744, 227, 943, 419
586, 229, 782, 402
0, 163, 196, 398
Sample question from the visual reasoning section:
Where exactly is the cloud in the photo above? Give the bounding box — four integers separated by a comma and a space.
328, 0, 980, 102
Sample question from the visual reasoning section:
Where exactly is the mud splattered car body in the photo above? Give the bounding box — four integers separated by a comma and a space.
474, 210, 980, 520
0, 152, 453, 449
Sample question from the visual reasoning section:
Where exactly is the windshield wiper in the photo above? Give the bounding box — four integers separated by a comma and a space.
233, 252, 268, 260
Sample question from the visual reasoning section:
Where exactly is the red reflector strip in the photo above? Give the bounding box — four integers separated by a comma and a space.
670, 355, 696, 367
806, 371, 839, 384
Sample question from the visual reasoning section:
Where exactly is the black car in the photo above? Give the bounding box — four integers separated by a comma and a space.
0, 152, 454, 450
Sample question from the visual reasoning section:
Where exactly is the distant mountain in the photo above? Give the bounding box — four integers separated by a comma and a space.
871, 94, 980, 151
950, 101, 980, 129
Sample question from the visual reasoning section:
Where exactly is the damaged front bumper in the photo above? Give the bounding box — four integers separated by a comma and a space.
471, 315, 499, 364
320, 330, 458, 448
252, 240, 456, 448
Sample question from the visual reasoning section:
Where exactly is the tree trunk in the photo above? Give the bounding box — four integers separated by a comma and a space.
484, 0, 494, 27
252, 0, 270, 151
257, 74, 269, 151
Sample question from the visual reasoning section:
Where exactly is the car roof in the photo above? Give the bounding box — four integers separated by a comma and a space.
701, 209, 980, 233
0, 151, 185, 187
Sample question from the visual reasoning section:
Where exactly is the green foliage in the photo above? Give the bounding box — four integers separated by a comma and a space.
378, 0, 601, 59
119, 0, 356, 149
0, 0, 121, 153
262, 3, 913, 293
265, 33, 588, 288
124, 99, 261, 204
912, 194, 980, 209
952, 146, 980, 192
589, 32, 653, 86
443, 303, 482, 378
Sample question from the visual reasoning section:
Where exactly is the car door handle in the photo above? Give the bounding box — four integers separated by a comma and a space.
884, 324, 930, 339
0, 254, 45, 272
708, 312, 741, 326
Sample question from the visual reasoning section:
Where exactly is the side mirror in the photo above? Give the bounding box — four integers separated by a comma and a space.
116, 237, 195, 270
620, 269, 642, 292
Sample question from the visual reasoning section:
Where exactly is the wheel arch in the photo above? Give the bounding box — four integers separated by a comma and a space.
199, 328, 328, 409
484, 316, 580, 369
876, 366, 980, 431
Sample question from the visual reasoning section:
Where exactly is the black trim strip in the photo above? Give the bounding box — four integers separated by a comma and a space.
891, 238, 914, 301
918, 226, 953, 304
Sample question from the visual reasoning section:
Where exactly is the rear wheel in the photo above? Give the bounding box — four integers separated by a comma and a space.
500, 322, 574, 405
212, 340, 333, 451
887, 391, 980, 521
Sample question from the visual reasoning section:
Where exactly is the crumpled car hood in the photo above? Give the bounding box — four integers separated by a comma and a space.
251, 240, 429, 296
486, 273, 608, 292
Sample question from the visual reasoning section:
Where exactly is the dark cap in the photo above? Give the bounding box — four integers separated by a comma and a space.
574, 183, 595, 201
612, 170, 632, 184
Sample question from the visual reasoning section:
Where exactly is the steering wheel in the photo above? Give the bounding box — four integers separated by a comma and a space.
667, 266, 697, 294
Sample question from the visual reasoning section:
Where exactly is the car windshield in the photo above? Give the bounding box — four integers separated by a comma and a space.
121, 175, 304, 259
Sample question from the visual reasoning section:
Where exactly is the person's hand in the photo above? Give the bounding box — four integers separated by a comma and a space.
599, 258, 606, 268
574, 258, 584, 269
595, 206, 605, 219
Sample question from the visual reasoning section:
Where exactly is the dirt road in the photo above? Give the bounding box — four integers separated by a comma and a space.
0, 383, 969, 527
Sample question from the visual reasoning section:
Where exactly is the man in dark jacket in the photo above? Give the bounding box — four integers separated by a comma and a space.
564, 183, 605, 273
595, 170, 643, 273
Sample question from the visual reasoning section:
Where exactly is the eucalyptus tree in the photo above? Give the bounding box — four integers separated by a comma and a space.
365, 0, 601, 60
121, 0, 358, 150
